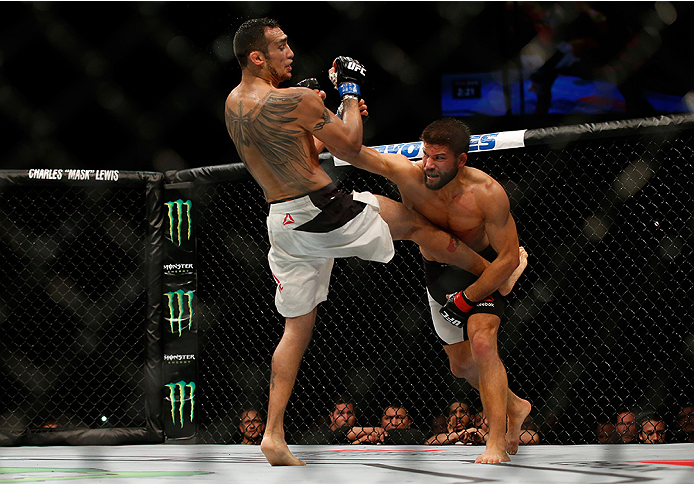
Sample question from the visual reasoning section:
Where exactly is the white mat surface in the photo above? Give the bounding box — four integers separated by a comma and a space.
1, 443, 693, 483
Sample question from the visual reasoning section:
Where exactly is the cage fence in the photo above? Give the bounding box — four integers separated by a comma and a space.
193, 125, 693, 445
1, 119, 692, 446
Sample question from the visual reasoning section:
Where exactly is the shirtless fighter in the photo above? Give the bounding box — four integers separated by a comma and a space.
226, 19, 518, 465
339, 118, 532, 463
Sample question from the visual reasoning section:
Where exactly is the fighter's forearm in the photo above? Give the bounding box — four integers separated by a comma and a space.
464, 256, 519, 302
419, 237, 490, 278
323, 97, 362, 160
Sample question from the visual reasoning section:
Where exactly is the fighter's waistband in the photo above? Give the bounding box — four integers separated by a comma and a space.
268, 183, 342, 213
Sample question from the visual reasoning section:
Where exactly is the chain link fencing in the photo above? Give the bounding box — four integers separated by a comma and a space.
1, 117, 692, 446
0, 172, 163, 445
192, 119, 694, 445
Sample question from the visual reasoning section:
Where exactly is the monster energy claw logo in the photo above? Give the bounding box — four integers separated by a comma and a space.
165, 290, 194, 336
166, 380, 196, 428
165, 199, 192, 246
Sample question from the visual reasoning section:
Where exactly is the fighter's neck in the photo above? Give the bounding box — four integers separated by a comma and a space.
241, 68, 281, 89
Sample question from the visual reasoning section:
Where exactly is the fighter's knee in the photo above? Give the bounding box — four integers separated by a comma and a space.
468, 317, 500, 360
397, 224, 418, 242
377, 198, 422, 241
399, 214, 426, 241
469, 334, 498, 363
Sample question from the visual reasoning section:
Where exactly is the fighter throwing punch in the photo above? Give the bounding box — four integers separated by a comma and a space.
339, 118, 531, 464
225, 18, 516, 466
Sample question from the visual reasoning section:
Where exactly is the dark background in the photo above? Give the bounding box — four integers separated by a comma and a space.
1, 2, 693, 445
1, 1, 693, 172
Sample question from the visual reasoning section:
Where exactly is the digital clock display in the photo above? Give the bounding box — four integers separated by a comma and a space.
452, 79, 482, 99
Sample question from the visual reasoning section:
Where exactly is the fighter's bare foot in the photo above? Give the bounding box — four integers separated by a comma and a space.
499, 247, 528, 296
506, 398, 532, 455
261, 435, 306, 466
475, 446, 511, 464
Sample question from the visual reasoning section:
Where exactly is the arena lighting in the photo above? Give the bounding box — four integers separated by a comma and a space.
655, 1, 678, 25
581, 158, 655, 243
616, 159, 654, 201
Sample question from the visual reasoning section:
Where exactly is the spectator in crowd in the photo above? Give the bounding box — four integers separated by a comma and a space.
671, 404, 694, 443
596, 419, 616, 444
615, 407, 638, 443
638, 415, 667, 444
239, 409, 265, 445
348, 404, 411, 445
426, 401, 474, 445
299, 398, 392, 445
430, 414, 448, 436
468, 411, 490, 445
519, 415, 541, 445
380, 404, 412, 431
331, 401, 358, 430
297, 398, 361, 444
515, 2, 657, 116
466, 411, 540, 446
449, 401, 473, 432
369, 404, 426, 444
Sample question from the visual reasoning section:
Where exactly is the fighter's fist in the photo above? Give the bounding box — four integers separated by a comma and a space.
296, 78, 321, 90
329, 56, 366, 99
297, 78, 326, 101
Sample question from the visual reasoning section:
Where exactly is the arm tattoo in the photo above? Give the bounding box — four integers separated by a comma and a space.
313, 108, 331, 131
225, 90, 315, 190
446, 235, 461, 253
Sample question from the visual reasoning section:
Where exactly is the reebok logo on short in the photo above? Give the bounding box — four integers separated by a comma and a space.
283, 213, 294, 225
272, 273, 283, 291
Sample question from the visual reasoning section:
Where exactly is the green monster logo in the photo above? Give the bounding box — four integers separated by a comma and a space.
165, 290, 194, 336
165, 199, 192, 246
166, 380, 196, 428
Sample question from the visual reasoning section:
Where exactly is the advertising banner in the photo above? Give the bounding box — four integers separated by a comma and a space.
162, 183, 198, 440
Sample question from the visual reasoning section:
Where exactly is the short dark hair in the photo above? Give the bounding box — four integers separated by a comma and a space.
238, 408, 264, 421
420, 118, 471, 157
447, 401, 470, 416
331, 394, 354, 408
639, 414, 665, 432
382, 404, 407, 416
233, 18, 280, 68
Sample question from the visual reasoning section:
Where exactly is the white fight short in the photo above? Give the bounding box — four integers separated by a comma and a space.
267, 186, 394, 318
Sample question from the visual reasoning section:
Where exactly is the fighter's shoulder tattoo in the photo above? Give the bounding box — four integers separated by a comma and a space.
313, 108, 331, 132
225, 90, 316, 190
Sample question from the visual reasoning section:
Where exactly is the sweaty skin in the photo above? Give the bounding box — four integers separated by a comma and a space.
226, 23, 523, 467
226, 25, 361, 467
339, 141, 531, 464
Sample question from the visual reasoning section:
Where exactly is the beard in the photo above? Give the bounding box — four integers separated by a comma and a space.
424, 167, 457, 190
268, 63, 291, 83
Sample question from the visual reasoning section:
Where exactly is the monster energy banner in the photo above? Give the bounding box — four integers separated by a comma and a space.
162, 183, 198, 440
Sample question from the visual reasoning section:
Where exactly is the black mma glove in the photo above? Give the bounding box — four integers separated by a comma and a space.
439, 291, 494, 328
329, 56, 366, 99
296, 78, 321, 90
